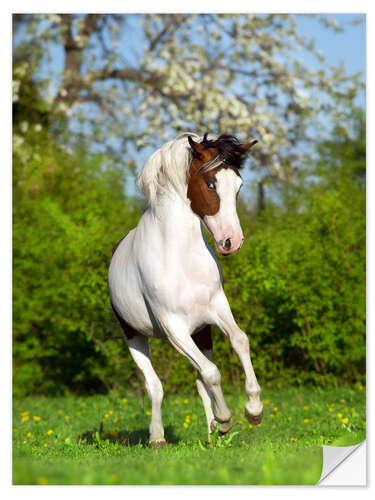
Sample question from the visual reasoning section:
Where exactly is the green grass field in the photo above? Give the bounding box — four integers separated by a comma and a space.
13, 385, 365, 485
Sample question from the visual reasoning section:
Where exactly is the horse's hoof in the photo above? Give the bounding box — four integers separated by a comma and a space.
245, 407, 263, 425
218, 419, 233, 435
210, 420, 217, 433
149, 438, 166, 449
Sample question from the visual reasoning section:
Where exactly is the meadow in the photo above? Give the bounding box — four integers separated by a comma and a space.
13, 385, 366, 485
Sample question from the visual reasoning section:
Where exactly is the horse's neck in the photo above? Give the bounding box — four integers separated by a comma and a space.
144, 192, 204, 249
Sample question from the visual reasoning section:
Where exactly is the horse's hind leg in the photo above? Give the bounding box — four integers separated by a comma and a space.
192, 326, 232, 438
126, 335, 166, 448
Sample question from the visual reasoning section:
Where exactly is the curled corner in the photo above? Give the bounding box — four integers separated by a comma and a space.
317, 440, 366, 485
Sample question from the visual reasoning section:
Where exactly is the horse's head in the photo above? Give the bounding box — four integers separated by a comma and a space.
187, 134, 257, 256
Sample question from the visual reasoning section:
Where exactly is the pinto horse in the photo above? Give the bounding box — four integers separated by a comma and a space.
108, 133, 263, 448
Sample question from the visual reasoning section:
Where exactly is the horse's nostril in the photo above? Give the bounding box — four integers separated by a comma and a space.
224, 238, 231, 251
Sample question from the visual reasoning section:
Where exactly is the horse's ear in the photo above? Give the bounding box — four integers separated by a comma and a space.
238, 139, 258, 153
188, 136, 205, 155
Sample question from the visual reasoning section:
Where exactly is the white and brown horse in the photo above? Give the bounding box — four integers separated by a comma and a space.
108, 133, 263, 448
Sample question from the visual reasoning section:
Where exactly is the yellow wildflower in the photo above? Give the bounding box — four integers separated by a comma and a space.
13, 429, 18, 433
22, 416, 29, 422
304, 418, 309, 423
109, 410, 113, 415
58, 409, 63, 414
288, 417, 292, 421
290, 437, 296, 442
20, 411, 29, 417
145, 410, 151, 416
342, 418, 349, 424
273, 407, 278, 412
337, 413, 343, 419
37, 477, 48, 485
65, 415, 70, 421
249, 424, 253, 429
183, 422, 188, 428
184, 398, 189, 404
270, 414, 275, 418
340, 399, 345, 403
263, 399, 269, 405
257, 424, 261, 427
44, 443, 48, 447
27, 432, 32, 437
104, 414, 109, 419
303, 406, 309, 411
241, 440, 246, 445
114, 417, 118, 423
328, 407, 333, 412
47, 429, 53, 435
33, 416, 40, 422
359, 385, 364, 391
185, 415, 191, 422
81, 402, 86, 406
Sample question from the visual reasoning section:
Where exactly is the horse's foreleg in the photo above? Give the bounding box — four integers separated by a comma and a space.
192, 327, 224, 438
163, 316, 232, 433
213, 292, 263, 425
126, 335, 166, 448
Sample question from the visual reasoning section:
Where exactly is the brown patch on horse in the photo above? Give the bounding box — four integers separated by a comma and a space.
187, 135, 256, 219
192, 325, 213, 351
111, 302, 137, 340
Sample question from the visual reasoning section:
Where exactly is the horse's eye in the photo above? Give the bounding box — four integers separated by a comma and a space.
206, 181, 215, 190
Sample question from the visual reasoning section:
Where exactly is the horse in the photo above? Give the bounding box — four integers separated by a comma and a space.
108, 133, 263, 448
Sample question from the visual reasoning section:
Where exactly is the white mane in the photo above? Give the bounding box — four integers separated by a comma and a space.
137, 133, 216, 206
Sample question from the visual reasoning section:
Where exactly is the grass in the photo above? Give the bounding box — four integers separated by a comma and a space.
13, 385, 366, 485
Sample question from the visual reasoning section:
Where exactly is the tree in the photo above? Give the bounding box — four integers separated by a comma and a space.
13, 14, 364, 191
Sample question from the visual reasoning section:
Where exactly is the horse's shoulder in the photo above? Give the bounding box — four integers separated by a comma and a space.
112, 229, 134, 256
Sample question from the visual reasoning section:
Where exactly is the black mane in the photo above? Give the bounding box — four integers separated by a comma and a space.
201, 133, 249, 169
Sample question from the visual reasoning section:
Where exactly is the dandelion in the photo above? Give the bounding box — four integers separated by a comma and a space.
328, 407, 333, 412
263, 399, 270, 405
241, 440, 246, 445
238, 420, 243, 424
81, 402, 86, 406
270, 414, 275, 418
145, 410, 151, 416
185, 415, 191, 422
344, 407, 349, 413
184, 398, 189, 404
65, 415, 70, 421
44, 443, 48, 447
13, 429, 18, 433
76, 411, 81, 416
257, 424, 261, 427
47, 429, 53, 436
342, 418, 349, 424
273, 407, 278, 412
340, 399, 345, 403
22, 416, 29, 422
288, 417, 292, 421
27, 432, 32, 438
337, 413, 343, 419
303, 406, 310, 411
122, 398, 127, 404
290, 437, 297, 442
58, 409, 63, 414
109, 410, 113, 415
249, 424, 253, 429
359, 385, 364, 391
304, 418, 309, 423
33, 416, 40, 422
37, 477, 48, 485
114, 417, 118, 423
183, 422, 189, 428
20, 411, 29, 417
104, 414, 109, 419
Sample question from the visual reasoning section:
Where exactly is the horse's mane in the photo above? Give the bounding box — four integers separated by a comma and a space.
137, 132, 246, 206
